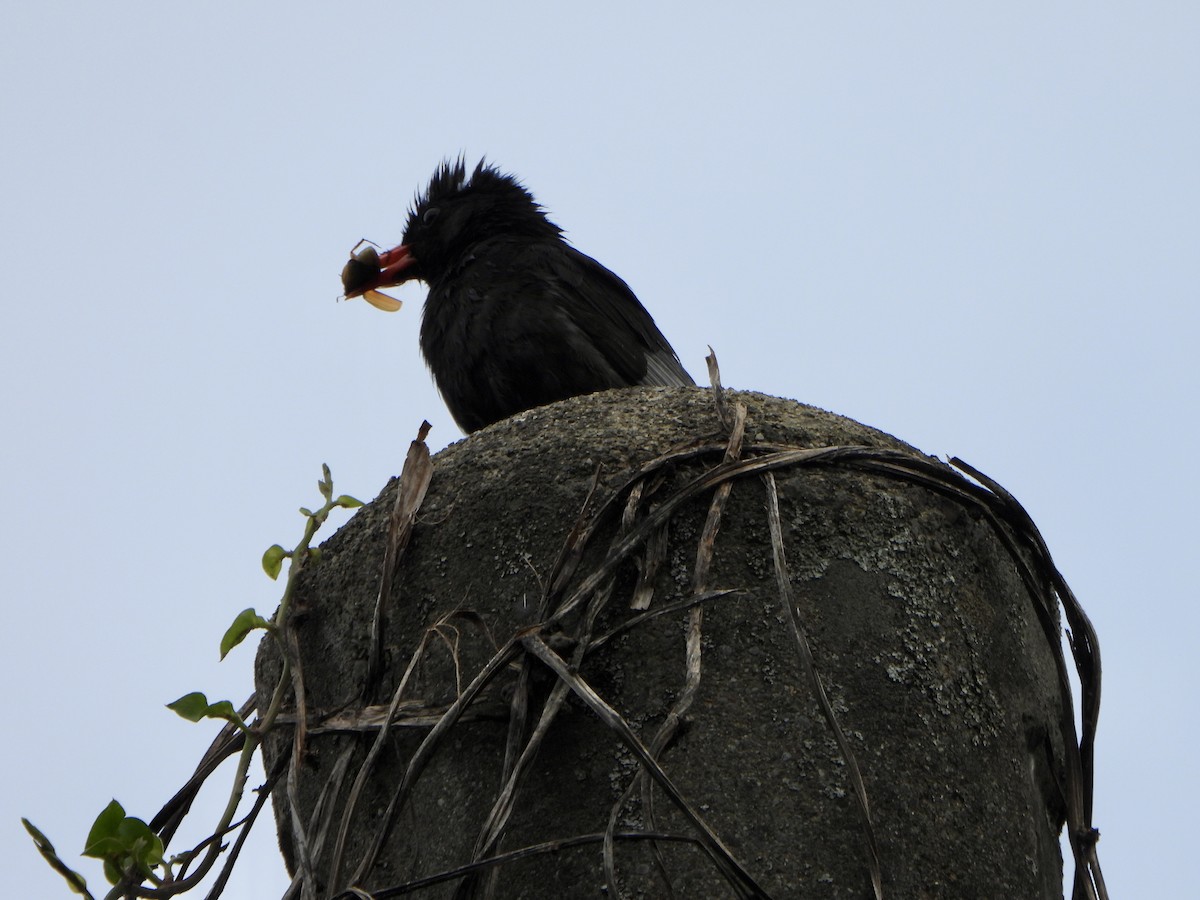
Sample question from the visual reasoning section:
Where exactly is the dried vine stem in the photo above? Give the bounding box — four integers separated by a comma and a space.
521, 634, 770, 900
327, 623, 441, 893
338, 831, 704, 899
366, 421, 435, 702
348, 637, 525, 886
282, 746, 356, 900
608, 375, 748, 897
762, 471, 883, 899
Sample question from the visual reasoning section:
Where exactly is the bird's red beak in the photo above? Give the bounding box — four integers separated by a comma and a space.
341, 242, 419, 312
374, 244, 419, 287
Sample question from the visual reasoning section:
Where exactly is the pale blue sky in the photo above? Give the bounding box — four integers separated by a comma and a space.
2, 3, 1195, 896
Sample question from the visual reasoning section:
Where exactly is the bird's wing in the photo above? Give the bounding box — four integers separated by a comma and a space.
537, 244, 695, 387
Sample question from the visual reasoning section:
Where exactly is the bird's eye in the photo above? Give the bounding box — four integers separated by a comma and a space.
423, 207, 440, 226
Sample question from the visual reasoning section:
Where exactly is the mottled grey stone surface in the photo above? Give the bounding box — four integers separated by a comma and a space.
257, 387, 1065, 898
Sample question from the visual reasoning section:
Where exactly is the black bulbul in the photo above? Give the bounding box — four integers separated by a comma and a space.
343, 159, 693, 432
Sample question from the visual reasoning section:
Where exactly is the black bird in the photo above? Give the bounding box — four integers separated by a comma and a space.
342, 159, 694, 432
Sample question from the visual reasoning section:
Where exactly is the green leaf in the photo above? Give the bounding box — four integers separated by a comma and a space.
22, 818, 54, 849
102, 859, 122, 885
213, 704, 248, 732
83, 800, 125, 857
166, 692, 246, 731
261, 544, 287, 580
205, 699, 242, 724
307, 547, 322, 564
166, 692, 210, 723
115, 817, 163, 868
335, 494, 364, 509
298, 507, 314, 518
22, 818, 90, 895
83, 806, 163, 885
220, 607, 271, 659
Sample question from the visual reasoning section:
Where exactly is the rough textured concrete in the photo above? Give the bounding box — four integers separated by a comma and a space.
256, 387, 1066, 898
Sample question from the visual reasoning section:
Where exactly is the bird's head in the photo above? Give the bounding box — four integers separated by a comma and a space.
342, 159, 562, 301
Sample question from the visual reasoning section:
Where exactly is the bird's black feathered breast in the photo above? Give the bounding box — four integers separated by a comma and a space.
374, 159, 694, 432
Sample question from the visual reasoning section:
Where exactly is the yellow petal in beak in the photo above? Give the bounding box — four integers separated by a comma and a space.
363, 289, 403, 312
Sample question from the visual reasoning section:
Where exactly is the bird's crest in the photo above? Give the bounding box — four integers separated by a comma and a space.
405, 157, 562, 239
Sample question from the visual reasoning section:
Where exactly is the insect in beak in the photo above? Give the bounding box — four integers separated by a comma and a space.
341, 240, 403, 312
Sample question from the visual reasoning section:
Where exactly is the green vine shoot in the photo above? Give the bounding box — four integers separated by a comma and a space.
23, 464, 362, 898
